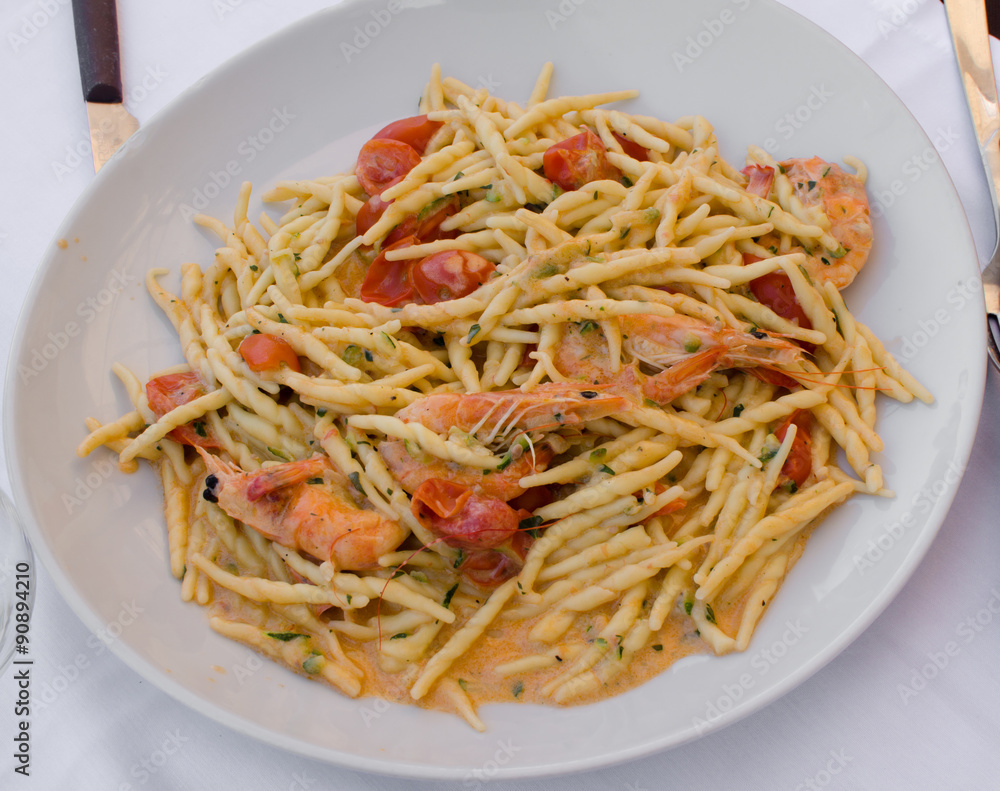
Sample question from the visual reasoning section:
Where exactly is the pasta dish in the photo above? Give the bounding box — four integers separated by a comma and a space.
77, 64, 931, 730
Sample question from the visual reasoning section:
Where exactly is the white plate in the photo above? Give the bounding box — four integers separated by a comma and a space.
4, 0, 985, 779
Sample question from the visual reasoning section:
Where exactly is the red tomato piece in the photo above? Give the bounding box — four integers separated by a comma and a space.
775, 411, 813, 488
748, 268, 813, 330
238, 334, 301, 373
411, 250, 496, 304
460, 550, 519, 587
356, 138, 421, 197
411, 479, 520, 550
359, 195, 459, 248
359, 236, 417, 306
355, 194, 392, 237
372, 115, 443, 155
749, 367, 802, 390
543, 127, 621, 191
740, 165, 775, 198
612, 131, 649, 162
145, 372, 220, 448
508, 485, 556, 513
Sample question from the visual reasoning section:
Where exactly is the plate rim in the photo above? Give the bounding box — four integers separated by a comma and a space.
4, 0, 987, 779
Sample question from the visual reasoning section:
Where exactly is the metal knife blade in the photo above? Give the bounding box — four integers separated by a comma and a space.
944, 0, 1000, 369
71, 0, 138, 171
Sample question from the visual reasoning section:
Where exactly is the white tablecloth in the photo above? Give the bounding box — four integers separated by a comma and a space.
1, 1, 998, 788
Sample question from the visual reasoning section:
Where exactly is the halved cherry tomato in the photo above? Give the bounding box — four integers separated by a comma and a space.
411, 478, 520, 550
543, 127, 621, 191
748, 267, 813, 330
411, 478, 472, 519
411, 250, 496, 304
612, 131, 649, 162
145, 372, 220, 448
356, 138, 421, 196
238, 333, 301, 373
372, 115, 443, 155
355, 193, 392, 237
359, 235, 417, 306
740, 165, 775, 198
775, 410, 813, 488
358, 194, 459, 247
460, 550, 519, 587
509, 485, 556, 513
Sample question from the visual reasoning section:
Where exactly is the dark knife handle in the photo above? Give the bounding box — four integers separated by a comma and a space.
71, 0, 123, 104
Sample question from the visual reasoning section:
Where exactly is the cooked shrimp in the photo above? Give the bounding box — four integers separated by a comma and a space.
781, 157, 873, 289
378, 438, 553, 500
392, 381, 629, 447
555, 315, 805, 404
197, 448, 408, 570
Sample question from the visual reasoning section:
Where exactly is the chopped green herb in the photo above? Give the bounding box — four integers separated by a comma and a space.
453, 171, 465, 180
306, 477, 323, 485
192, 421, 207, 438
278, 313, 289, 324
579, 319, 598, 334
453, 549, 465, 569
830, 245, 849, 259
343, 344, 364, 367
807, 180, 817, 190
519, 515, 544, 530
512, 681, 524, 698
458, 678, 468, 690
442, 583, 459, 609
316, 408, 327, 417
619, 225, 631, 240
732, 404, 745, 418
266, 632, 307, 642
390, 633, 408, 640
652, 644, 664, 651
683, 337, 702, 354
598, 464, 615, 476
595, 637, 608, 647
684, 598, 694, 616
467, 324, 481, 343
267, 447, 289, 461
348, 471, 363, 493
705, 604, 717, 624
249, 264, 259, 272
380, 331, 396, 349
621, 175, 633, 187
301, 654, 323, 674
589, 448, 607, 461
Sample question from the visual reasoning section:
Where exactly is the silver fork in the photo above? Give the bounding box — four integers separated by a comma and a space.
945, 0, 1000, 371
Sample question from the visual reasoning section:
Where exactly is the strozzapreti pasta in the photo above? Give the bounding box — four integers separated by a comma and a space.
78, 63, 931, 730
